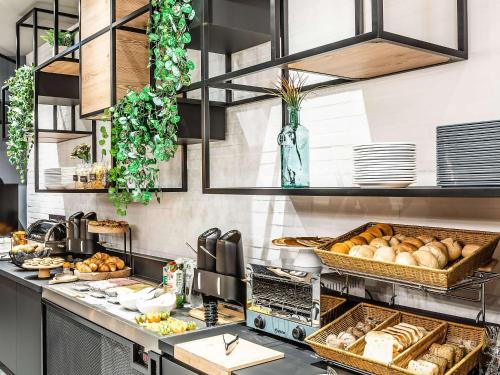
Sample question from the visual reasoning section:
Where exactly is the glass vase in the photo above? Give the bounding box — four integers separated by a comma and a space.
277, 106, 310, 188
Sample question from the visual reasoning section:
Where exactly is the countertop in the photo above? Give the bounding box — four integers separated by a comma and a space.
160, 323, 357, 375
0, 258, 58, 292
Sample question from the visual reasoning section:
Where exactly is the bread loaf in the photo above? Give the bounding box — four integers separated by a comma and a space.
408, 360, 439, 375
421, 354, 447, 375
429, 343, 455, 369
363, 331, 399, 364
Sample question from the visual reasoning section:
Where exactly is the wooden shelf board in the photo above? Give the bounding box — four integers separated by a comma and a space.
38, 130, 92, 144
40, 59, 79, 76
288, 40, 450, 79
115, 0, 149, 30
203, 187, 500, 198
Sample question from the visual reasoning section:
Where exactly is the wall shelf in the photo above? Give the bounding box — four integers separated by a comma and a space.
37, 130, 93, 144
203, 186, 500, 198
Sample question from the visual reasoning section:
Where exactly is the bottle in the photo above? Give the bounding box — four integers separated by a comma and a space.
163, 261, 177, 292
174, 260, 185, 308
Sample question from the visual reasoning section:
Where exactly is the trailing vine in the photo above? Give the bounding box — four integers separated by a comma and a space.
103, 0, 195, 216
5, 65, 35, 183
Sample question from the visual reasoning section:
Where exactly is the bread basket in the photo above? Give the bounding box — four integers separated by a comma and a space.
315, 223, 500, 288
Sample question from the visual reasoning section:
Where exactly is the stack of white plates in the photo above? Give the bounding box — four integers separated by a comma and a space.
353, 143, 417, 188
44, 167, 76, 190
437, 121, 500, 186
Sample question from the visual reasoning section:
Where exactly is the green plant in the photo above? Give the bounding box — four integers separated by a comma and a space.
269, 74, 315, 109
5, 65, 35, 183
70, 143, 91, 164
41, 29, 75, 47
101, 0, 195, 216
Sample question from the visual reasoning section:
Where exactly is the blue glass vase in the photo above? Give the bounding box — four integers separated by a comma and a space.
277, 106, 310, 188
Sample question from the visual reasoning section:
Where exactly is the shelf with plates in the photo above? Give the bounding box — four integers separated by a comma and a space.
37, 129, 93, 144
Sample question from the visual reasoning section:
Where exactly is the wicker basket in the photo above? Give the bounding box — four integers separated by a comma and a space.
346, 312, 448, 375
392, 322, 485, 375
315, 223, 500, 288
306, 303, 400, 365
320, 295, 347, 326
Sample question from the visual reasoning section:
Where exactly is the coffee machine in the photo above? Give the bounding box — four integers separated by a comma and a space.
66, 211, 103, 255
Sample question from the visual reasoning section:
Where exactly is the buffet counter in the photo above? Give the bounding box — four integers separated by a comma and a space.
0, 258, 51, 292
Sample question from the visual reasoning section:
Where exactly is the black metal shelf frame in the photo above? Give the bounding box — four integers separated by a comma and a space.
195, 0, 472, 197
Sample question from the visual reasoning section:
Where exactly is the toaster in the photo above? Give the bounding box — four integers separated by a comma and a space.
26, 219, 67, 254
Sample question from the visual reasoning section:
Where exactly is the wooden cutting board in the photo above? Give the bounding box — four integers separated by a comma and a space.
189, 305, 245, 324
174, 334, 284, 375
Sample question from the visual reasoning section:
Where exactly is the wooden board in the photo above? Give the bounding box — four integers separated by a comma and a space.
81, 33, 112, 115
115, 29, 150, 101
40, 60, 79, 76
88, 224, 129, 234
189, 305, 245, 325
174, 335, 284, 375
288, 41, 450, 79
115, 0, 149, 30
81, 0, 111, 40
74, 267, 131, 281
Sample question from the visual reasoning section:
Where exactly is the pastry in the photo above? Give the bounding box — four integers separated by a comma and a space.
418, 235, 436, 244
441, 238, 463, 261
359, 232, 376, 243
370, 238, 389, 248
76, 262, 92, 273
98, 264, 110, 272
89, 263, 98, 272
107, 262, 117, 272
331, 242, 350, 254
351, 236, 368, 245
408, 360, 439, 375
366, 226, 383, 238
374, 223, 394, 236
420, 245, 448, 269
344, 240, 356, 249
403, 237, 425, 248
395, 252, 418, 266
413, 250, 440, 269
393, 242, 418, 254
373, 246, 396, 263
462, 244, 480, 258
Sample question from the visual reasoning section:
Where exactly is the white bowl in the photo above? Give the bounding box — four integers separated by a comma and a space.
117, 287, 155, 311
137, 293, 176, 314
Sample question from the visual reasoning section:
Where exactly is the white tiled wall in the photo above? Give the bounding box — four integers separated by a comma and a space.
27, 0, 500, 323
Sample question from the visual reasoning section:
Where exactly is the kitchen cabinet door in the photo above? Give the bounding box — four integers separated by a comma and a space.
161, 356, 198, 375
0, 275, 17, 373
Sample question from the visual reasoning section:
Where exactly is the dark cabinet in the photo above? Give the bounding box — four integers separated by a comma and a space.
161, 356, 198, 375
0, 274, 42, 375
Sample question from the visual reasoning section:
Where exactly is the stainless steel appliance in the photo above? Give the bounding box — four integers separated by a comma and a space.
26, 219, 67, 254
246, 264, 356, 342
66, 211, 104, 255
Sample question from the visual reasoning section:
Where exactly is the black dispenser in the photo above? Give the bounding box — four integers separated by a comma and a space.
197, 228, 220, 272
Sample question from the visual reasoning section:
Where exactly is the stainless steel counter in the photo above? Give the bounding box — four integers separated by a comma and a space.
42, 281, 206, 354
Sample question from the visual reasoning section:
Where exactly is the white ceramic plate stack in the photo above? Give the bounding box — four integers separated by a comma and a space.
437, 121, 500, 186
353, 143, 417, 188
44, 167, 76, 190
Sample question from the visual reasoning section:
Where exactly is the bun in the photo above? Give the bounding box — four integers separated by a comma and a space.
350, 245, 375, 259
370, 238, 389, 248
344, 240, 356, 249
395, 252, 418, 266
382, 235, 392, 241
338, 332, 357, 346
417, 235, 436, 244
403, 237, 425, 248
374, 223, 394, 236
420, 245, 449, 269
389, 237, 401, 246
351, 236, 368, 245
394, 234, 407, 241
326, 335, 345, 349
462, 244, 480, 258
393, 243, 418, 254
441, 238, 463, 261
373, 246, 396, 263
366, 227, 383, 238
331, 242, 350, 254
429, 241, 448, 253
359, 232, 376, 243
413, 250, 440, 269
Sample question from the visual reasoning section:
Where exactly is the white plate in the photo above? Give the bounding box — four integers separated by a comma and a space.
45, 185, 66, 190
355, 181, 415, 188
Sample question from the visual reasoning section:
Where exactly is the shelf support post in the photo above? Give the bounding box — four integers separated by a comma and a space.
371, 0, 384, 36
457, 0, 468, 58
355, 0, 364, 35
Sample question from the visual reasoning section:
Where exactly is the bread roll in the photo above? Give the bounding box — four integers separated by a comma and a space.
413, 250, 440, 269
356, 245, 375, 259
338, 332, 357, 346
389, 237, 401, 246
344, 240, 356, 249
374, 246, 396, 263
441, 238, 463, 261
351, 236, 368, 245
395, 252, 418, 266
370, 238, 389, 248
375, 223, 394, 236
366, 226, 383, 238
417, 235, 436, 245
394, 234, 407, 241
462, 244, 480, 258
403, 237, 425, 248
359, 232, 376, 243
331, 242, 350, 254
429, 241, 448, 253
420, 245, 449, 269
382, 235, 392, 241
393, 242, 418, 254
326, 334, 345, 349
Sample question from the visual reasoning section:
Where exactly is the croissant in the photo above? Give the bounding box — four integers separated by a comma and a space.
115, 259, 125, 270
107, 262, 117, 272
98, 264, 110, 272
89, 263, 98, 272
93, 252, 103, 260
83, 259, 91, 265
76, 262, 92, 273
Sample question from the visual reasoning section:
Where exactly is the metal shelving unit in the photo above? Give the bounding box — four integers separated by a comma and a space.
192, 0, 472, 198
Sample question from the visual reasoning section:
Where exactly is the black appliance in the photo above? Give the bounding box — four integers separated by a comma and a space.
26, 219, 67, 254
66, 211, 103, 255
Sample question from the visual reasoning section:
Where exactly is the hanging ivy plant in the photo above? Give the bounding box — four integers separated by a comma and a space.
5, 65, 35, 183
102, 0, 195, 216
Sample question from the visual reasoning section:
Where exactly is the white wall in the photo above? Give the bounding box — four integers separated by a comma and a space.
27, 0, 500, 323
